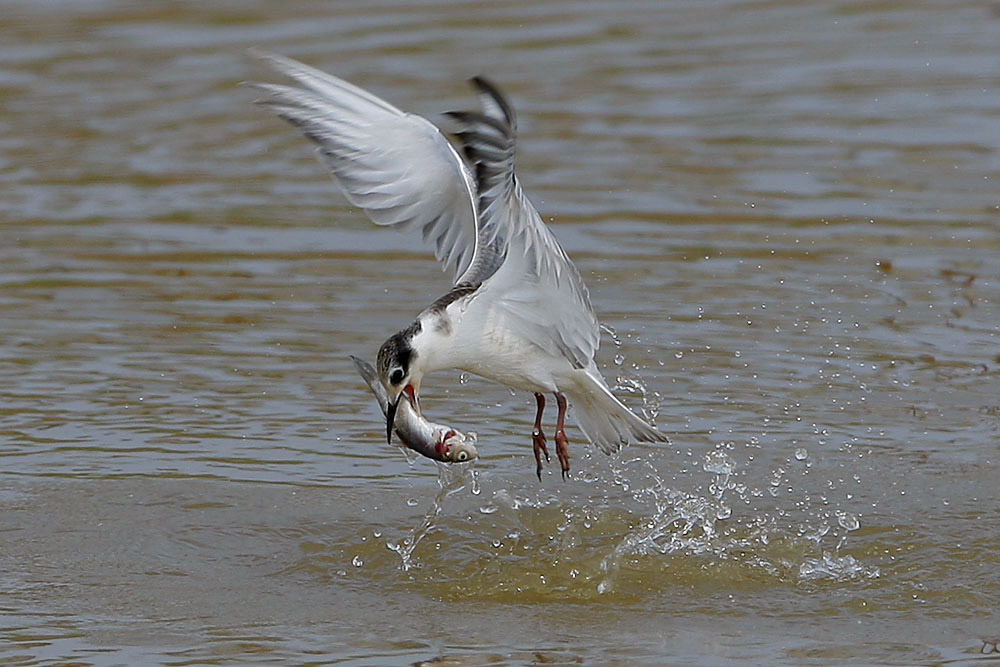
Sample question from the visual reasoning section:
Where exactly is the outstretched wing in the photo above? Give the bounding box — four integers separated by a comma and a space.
447, 79, 601, 369
250, 55, 599, 369
248, 51, 480, 281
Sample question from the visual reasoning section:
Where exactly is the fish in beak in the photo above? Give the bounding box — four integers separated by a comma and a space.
386, 384, 417, 444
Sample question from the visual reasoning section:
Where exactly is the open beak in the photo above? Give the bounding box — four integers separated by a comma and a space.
386, 384, 417, 445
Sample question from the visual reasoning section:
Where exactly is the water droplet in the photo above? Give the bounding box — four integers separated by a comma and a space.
406, 498, 418, 507
674, 351, 683, 359
480, 504, 498, 514
836, 511, 860, 531
716, 504, 732, 520
795, 448, 809, 461
601, 323, 621, 347
798, 552, 879, 581
352, 556, 364, 567
703, 451, 735, 475
458, 372, 469, 385
614, 353, 625, 365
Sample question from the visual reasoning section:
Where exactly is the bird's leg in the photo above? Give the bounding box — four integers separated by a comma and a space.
532, 392, 549, 480
554, 392, 570, 480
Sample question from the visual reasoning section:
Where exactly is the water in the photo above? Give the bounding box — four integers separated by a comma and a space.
2, 0, 999, 664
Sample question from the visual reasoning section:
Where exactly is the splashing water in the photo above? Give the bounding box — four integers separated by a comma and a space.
385, 462, 475, 571
367, 436, 880, 604
798, 552, 877, 581
599, 322, 622, 348
600, 322, 663, 424
598, 456, 737, 594
594, 445, 879, 594
372, 329, 879, 597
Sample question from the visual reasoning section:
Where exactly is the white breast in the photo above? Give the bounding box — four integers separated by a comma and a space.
439, 296, 567, 393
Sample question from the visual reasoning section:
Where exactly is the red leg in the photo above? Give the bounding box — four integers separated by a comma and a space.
532, 392, 549, 480
554, 392, 570, 480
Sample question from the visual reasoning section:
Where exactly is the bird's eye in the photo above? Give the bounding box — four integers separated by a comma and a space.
389, 369, 404, 385
456, 451, 468, 461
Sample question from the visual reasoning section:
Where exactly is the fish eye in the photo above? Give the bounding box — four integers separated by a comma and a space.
456, 451, 468, 461
389, 368, 404, 385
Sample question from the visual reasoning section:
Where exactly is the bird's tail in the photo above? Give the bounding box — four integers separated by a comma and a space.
567, 370, 669, 454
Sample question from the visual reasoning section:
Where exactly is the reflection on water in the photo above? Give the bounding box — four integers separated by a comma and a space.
2, 0, 1000, 664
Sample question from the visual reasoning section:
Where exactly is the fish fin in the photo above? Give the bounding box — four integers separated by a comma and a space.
351, 355, 389, 413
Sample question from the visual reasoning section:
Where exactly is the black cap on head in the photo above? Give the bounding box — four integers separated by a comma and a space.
377, 321, 421, 445
376, 320, 421, 387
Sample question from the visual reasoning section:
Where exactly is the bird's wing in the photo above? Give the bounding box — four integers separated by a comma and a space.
447, 79, 600, 368
248, 51, 480, 281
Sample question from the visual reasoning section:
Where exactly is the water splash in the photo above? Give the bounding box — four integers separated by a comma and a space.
599, 456, 737, 594
376, 434, 878, 599
385, 462, 475, 571
596, 446, 879, 594
398, 445, 419, 465
599, 322, 622, 349
798, 552, 878, 581
600, 322, 662, 423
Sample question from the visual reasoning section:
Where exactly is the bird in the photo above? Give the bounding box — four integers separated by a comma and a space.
249, 51, 669, 479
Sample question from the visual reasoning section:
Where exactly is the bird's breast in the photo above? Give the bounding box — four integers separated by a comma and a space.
444, 305, 562, 393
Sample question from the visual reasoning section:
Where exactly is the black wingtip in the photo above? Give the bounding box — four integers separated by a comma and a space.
469, 75, 516, 126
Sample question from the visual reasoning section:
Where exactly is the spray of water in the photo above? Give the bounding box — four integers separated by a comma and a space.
595, 447, 878, 594
601, 323, 663, 424
386, 462, 477, 571
376, 328, 878, 594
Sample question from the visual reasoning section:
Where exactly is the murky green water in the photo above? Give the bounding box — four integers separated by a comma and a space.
2, 1, 999, 664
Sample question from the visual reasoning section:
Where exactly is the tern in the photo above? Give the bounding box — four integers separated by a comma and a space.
250, 52, 669, 478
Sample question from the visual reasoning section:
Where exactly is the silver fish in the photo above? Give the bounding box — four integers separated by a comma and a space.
352, 356, 478, 463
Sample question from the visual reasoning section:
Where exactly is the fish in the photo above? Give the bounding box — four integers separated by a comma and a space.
351, 356, 478, 463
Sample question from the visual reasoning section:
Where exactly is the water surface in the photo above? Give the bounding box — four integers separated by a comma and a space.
2, 0, 999, 664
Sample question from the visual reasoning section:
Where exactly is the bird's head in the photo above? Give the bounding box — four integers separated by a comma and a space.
377, 321, 423, 444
